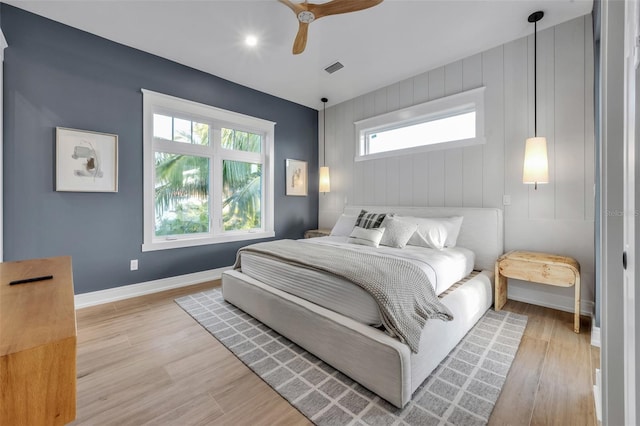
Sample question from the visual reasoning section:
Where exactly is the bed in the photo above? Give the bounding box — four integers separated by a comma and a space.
222, 206, 504, 408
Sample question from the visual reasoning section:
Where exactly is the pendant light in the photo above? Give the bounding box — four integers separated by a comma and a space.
319, 97, 331, 193
522, 11, 549, 190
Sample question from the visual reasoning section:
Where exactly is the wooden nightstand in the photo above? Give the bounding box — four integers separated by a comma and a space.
304, 229, 331, 238
495, 250, 581, 333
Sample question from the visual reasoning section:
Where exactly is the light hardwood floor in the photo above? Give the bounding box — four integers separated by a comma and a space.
71, 280, 599, 426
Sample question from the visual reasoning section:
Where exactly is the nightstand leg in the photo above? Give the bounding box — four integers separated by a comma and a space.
574, 275, 581, 333
495, 266, 507, 311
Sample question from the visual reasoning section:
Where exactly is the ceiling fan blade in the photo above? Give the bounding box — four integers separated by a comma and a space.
309, 0, 383, 19
278, 0, 306, 15
292, 21, 309, 54
278, 0, 382, 55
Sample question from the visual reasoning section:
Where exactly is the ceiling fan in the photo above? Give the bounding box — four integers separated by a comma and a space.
278, 0, 384, 54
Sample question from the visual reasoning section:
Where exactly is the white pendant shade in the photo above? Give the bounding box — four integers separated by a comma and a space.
319, 166, 331, 193
522, 137, 549, 185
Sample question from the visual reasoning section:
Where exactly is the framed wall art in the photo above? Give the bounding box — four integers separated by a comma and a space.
56, 127, 118, 192
285, 159, 307, 196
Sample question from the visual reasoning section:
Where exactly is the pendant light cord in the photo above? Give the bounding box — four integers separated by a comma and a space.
323, 101, 326, 166
321, 98, 327, 167
528, 11, 544, 137
534, 18, 537, 137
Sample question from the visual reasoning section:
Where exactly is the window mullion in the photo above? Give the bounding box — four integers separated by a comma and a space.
220, 150, 262, 163
211, 124, 222, 236
153, 139, 209, 156
212, 154, 223, 235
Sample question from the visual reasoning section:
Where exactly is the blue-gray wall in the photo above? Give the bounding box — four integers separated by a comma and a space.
2, 4, 318, 294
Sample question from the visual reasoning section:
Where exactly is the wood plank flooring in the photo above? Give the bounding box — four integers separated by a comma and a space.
70, 281, 598, 426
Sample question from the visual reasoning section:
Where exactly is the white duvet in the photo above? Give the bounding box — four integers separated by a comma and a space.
238, 236, 474, 326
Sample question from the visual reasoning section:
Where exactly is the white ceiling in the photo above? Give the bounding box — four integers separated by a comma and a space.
5, 0, 593, 110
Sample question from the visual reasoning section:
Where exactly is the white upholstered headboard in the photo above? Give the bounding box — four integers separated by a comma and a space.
343, 206, 504, 272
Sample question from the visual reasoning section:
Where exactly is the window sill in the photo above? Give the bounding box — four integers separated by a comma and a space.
142, 231, 275, 252
355, 136, 485, 162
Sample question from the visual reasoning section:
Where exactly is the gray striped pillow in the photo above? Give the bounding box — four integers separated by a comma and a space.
355, 209, 386, 229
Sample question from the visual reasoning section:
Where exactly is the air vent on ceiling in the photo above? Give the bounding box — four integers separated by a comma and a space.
324, 61, 344, 74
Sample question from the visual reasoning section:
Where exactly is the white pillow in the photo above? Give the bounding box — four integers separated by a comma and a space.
397, 216, 463, 249
348, 226, 386, 248
411, 222, 448, 250
379, 216, 417, 249
438, 216, 464, 247
330, 214, 357, 236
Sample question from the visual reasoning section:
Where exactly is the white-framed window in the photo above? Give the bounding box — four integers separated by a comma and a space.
355, 87, 485, 161
142, 89, 275, 252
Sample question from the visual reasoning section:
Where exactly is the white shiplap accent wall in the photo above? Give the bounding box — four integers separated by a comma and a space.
319, 16, 596, 313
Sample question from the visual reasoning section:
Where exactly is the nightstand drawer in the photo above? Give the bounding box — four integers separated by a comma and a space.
498, 259, 577, 287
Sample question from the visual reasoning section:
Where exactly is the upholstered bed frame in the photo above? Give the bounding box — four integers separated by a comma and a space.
222, 206, 504, 408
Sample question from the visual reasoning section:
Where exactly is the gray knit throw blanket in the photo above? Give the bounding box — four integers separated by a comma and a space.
234, 240, 453, 353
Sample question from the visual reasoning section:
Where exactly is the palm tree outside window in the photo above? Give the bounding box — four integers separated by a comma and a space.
142, 89, 275, 251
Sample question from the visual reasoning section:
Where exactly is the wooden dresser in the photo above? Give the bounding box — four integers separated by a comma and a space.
0, 256, 77, 425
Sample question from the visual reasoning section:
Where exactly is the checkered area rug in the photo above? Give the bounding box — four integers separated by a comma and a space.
176, 289, 527, 426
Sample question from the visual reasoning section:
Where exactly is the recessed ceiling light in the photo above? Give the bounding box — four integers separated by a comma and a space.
245, 35, 258, 47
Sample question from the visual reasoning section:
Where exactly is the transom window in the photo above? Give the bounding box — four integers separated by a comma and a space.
153, 114, 209, 145
142, 90, 275, 251
355, 87, 485, 161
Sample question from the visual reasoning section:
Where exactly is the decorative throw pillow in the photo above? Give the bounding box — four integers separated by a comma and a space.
330, 214, 358, 237
348, 226, 386, 248
379, 216, 417, 249
355, 209, 386, 229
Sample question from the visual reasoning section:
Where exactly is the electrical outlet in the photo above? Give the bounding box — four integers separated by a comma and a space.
502, 195, 511, 206
130, 259, 138, 271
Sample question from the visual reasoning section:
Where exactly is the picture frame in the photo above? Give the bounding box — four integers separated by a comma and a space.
56, 127, 118, 192
285, 159, 307, 196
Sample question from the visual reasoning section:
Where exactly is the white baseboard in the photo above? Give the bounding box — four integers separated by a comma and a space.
591, 324, 601, 347
74, 266, 232, 309
507, 285, 594, 316
594, 368, 602, 422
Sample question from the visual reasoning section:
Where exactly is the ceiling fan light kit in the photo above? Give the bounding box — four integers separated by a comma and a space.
298, 11, 315, 23
278, 0, 384, 54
